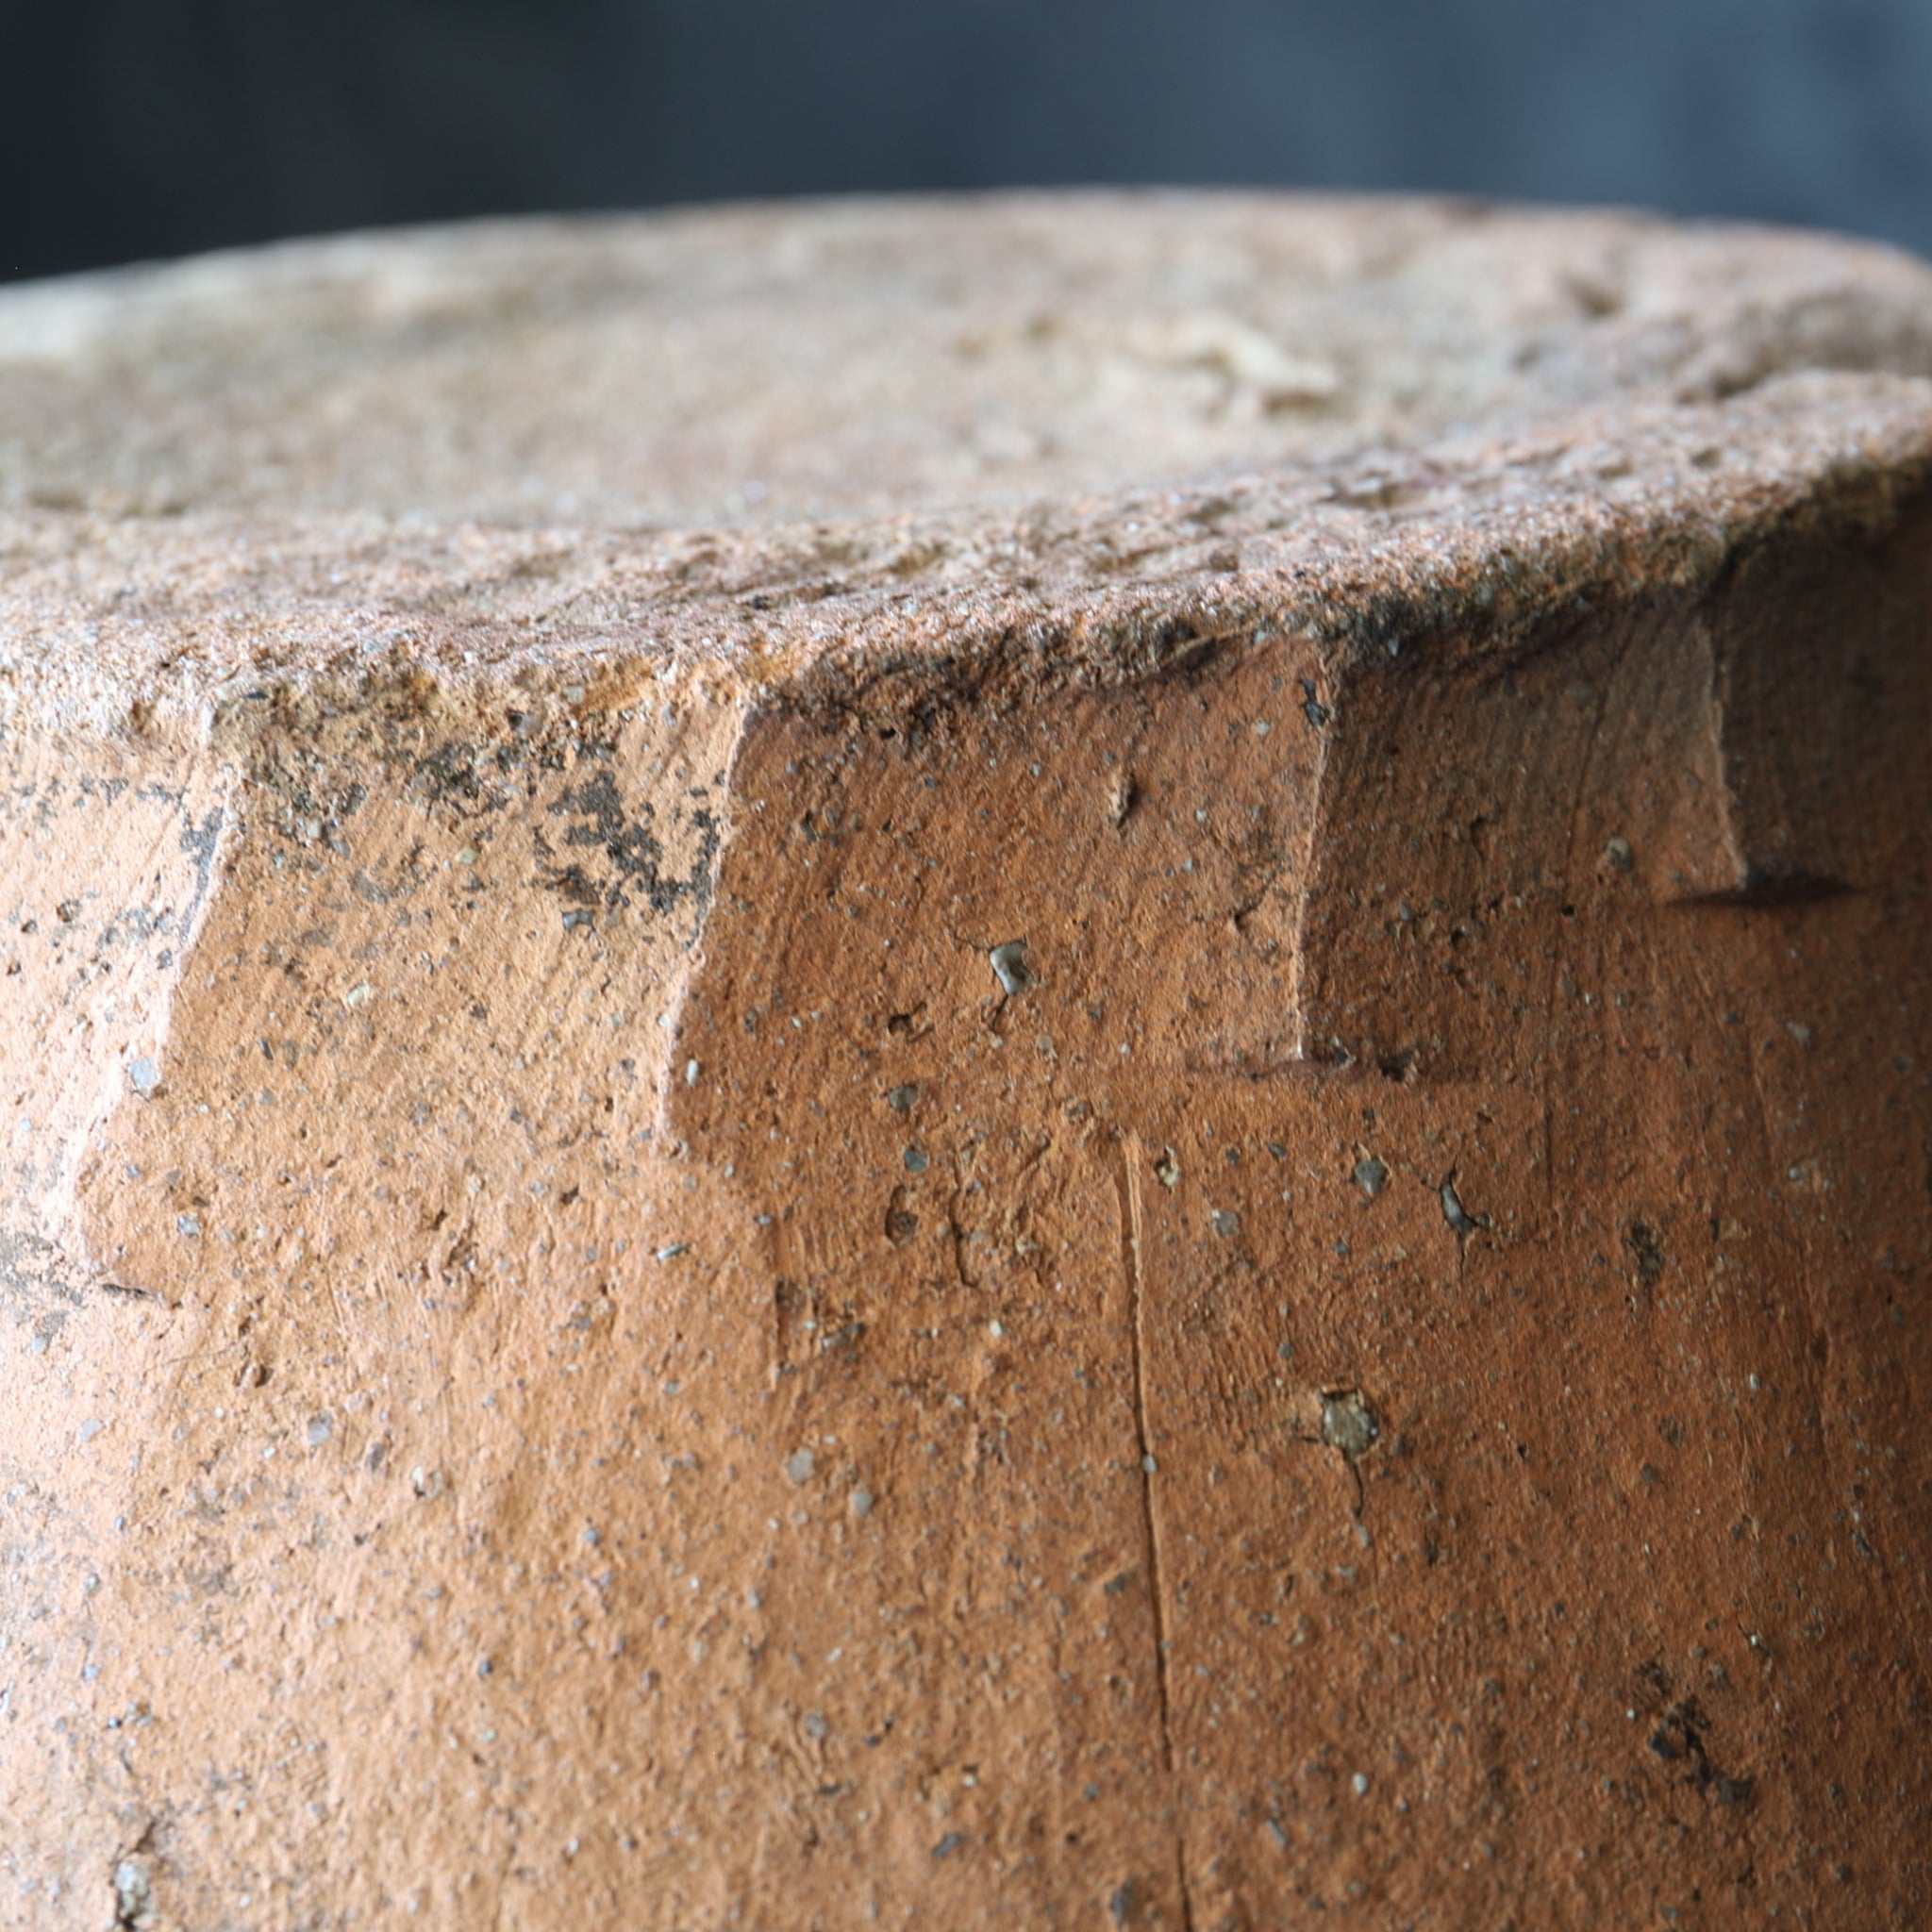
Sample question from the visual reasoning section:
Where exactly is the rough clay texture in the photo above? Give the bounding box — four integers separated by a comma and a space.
2, 193, 1931, 1930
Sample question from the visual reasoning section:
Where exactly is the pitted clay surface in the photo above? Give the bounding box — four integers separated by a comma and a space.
3, 196, 1931, 1932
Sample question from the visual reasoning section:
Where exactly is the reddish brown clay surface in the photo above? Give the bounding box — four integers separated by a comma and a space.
3, 194, 1932, 1930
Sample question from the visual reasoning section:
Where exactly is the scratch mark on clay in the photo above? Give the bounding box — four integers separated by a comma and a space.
1113, 1129, 1196, 1932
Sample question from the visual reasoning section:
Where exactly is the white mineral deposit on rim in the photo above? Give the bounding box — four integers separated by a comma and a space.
1, 193, 1931, 1930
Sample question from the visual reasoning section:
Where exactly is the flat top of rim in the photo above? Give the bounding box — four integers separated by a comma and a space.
4, 193, 1932, 734
5, 191, 1932, 531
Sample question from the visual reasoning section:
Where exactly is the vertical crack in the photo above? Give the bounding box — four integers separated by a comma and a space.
1115, 1130, 1195, 1932
1284, 669, 1336, 1065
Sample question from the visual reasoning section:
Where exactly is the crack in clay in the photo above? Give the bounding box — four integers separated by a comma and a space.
1114, 1129, 1195, 1932
1284, 661, 1337, 1065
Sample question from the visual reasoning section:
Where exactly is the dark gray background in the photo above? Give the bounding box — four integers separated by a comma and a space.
6, 0, 1930, 283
